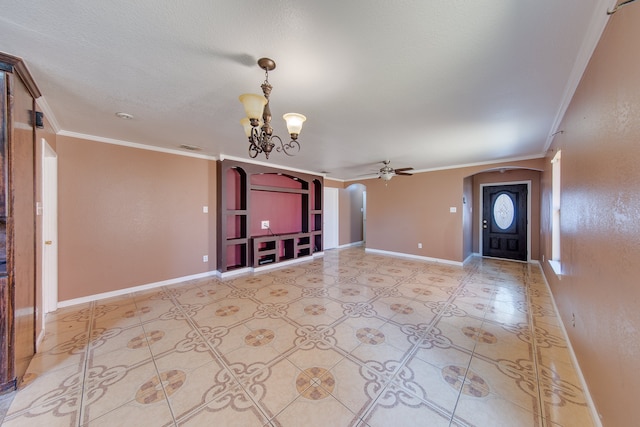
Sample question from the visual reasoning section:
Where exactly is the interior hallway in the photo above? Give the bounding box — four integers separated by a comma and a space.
1, 247, 594, 426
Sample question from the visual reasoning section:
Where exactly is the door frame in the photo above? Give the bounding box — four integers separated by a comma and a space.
479, 180, 531, 262
41, 139, 58, 317
323, 187, 339, 250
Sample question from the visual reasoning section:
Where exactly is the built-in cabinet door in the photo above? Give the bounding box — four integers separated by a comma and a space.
0, 57, 38, 391
11, 71, 36, 380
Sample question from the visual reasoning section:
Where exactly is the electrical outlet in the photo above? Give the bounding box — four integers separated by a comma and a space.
261, 220, 270, 230
203, 255, 208, 262
418, 243, 422, 249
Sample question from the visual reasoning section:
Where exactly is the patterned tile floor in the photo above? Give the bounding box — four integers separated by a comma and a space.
2, 247, 596, 426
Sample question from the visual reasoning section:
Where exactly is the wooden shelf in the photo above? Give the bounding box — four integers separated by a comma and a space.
252, 232, 314, 267
250, 185, 309, 194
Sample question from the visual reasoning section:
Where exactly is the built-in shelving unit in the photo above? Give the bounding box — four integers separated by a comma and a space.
0, 53, 40, 393
217, 159, 323, 273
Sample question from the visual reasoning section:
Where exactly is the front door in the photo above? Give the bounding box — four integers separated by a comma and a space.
482, 184, 528, 261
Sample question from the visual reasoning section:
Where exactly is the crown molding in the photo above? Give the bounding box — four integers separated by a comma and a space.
35, 96, 61, 133
545, 0, 616, 151
219, 154, 326, 177
58, 130, 218, 160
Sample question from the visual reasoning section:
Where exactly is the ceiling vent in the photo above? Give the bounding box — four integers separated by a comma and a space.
178, 144, 202, 151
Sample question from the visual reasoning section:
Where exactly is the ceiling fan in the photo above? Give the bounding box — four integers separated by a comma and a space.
378, 160, 413, 181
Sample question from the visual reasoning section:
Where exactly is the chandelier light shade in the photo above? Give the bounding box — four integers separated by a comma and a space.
239, 57, 306, 159
238, 94, 267, 122
283, 113, 306, 138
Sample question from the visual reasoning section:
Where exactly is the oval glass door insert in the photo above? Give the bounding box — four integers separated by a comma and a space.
493, 193, 515, 230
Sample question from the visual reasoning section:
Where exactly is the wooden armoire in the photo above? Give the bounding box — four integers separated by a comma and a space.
0, 52, 40, 393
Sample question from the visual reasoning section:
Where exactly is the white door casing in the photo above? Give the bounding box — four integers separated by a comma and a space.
42, 139, 58, 315
323, 187, 339, 250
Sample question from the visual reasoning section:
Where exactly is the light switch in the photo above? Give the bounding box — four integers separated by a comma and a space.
450, 207, 457, 213
203, 206, 208, 213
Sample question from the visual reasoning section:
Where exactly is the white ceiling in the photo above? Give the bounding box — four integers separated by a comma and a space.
0, 1, 614, 180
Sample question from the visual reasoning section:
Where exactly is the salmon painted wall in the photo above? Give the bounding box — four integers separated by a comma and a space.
56, 135, 216, 301
339, 184, 365, 246
539, 8, 640, 426
354, 158, 544, 263
249, 174, 303, 236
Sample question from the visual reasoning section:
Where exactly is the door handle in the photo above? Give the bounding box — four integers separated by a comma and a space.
45, 240, 53, 245
482, 219, 488, 229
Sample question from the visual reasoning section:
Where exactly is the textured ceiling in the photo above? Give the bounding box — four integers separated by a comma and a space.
0, 1, 614, 179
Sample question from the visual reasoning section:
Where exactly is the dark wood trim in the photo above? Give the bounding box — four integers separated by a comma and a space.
0, 53, 41, 99
250, 185, 310, 194
0, 53, 39, 392
217, 159, 324, 272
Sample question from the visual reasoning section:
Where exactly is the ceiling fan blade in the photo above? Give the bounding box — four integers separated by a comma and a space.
393, 167, 414, 172
395, 171, 413, 176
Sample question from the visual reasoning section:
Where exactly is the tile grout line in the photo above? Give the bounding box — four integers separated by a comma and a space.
76, 300, 96, 427
446, 261, 483, 427
525, 265, 546, 427
140, 287, 179, 426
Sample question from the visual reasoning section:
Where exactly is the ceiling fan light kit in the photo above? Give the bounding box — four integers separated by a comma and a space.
239, 57, 306, 159
378, 160, 414, 182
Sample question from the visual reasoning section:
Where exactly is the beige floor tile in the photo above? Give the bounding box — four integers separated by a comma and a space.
167, 360, 237, 420
467, 356, 540, 414
286, 346, 345, 373
434, 314, 485, 352
244, 358, 303, 419
177, 397, 268, 426
5, 362, 84, 421
153, 343, 219, 374
471, 321, 533, 361
273, 393, 359, 427
81, 398, 175, 427
363, 402, 452, 427
332, 316, 388, 355
322, 357, 386, 416
79, 359, 159, 424
6, 249, 599, 426
413, 336, 473, 368
453, 392, 543, 427
27, 347, 85, 375
402, 356, 460, 415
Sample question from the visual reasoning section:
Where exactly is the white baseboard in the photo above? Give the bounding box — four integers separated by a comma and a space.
36, 328, 46, 353
57, 270, 218, 308
538, 267, 602, 426
364, 248, 463, 266
338, 241, 363, 249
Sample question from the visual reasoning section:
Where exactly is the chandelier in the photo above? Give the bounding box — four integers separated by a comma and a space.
239, 58, 306, 159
